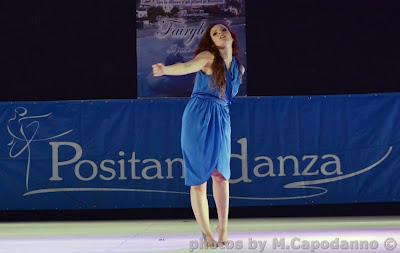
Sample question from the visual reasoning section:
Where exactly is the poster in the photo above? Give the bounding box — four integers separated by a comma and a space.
136, 0, 247, 97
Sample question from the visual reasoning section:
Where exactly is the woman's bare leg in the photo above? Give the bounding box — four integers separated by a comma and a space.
190, 182, 217, 247
211, 170, 229, 244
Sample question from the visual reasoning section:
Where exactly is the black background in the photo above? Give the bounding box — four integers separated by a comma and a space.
1, 0, 399, 101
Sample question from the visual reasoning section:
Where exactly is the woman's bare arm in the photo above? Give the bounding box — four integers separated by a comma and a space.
152, 51, 214, 77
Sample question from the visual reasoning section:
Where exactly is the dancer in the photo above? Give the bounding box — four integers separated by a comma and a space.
152, 23, 244, 248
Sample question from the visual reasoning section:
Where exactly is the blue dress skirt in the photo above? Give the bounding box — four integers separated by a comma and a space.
181, 57, 242, 186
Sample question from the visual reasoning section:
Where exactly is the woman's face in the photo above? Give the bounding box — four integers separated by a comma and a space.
210, 24, 233, 48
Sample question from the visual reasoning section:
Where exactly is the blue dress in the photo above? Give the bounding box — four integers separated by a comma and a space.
181, 57, 242, 186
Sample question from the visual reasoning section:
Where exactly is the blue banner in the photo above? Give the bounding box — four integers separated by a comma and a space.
0, 93, 399, 210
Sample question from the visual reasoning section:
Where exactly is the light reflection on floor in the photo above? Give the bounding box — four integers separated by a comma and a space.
0, 217, 399, 253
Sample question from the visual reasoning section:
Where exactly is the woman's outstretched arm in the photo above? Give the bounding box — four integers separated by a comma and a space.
152, 51, 214, 77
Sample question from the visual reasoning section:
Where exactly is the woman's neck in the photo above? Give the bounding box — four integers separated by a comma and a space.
219, 46, 233, 70
219, 46, 233, 62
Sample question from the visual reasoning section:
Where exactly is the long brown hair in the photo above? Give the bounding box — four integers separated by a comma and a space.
195, 23, 240, 97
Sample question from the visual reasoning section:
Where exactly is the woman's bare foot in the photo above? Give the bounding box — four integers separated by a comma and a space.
202, 232, 218, 249
216, 224, 228, 247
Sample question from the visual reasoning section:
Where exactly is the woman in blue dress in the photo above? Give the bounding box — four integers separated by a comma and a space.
152, 23, 244, 248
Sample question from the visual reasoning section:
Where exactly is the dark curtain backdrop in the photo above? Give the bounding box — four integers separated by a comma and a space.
1, 0, 399, 100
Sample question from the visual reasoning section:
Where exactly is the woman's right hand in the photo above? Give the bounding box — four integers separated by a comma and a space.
152, 63, 165, 77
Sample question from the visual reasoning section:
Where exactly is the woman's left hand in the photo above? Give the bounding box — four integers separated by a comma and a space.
240, 65, 245, 75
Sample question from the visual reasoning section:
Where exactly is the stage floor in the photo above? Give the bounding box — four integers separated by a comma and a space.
0, 216, 399, 253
